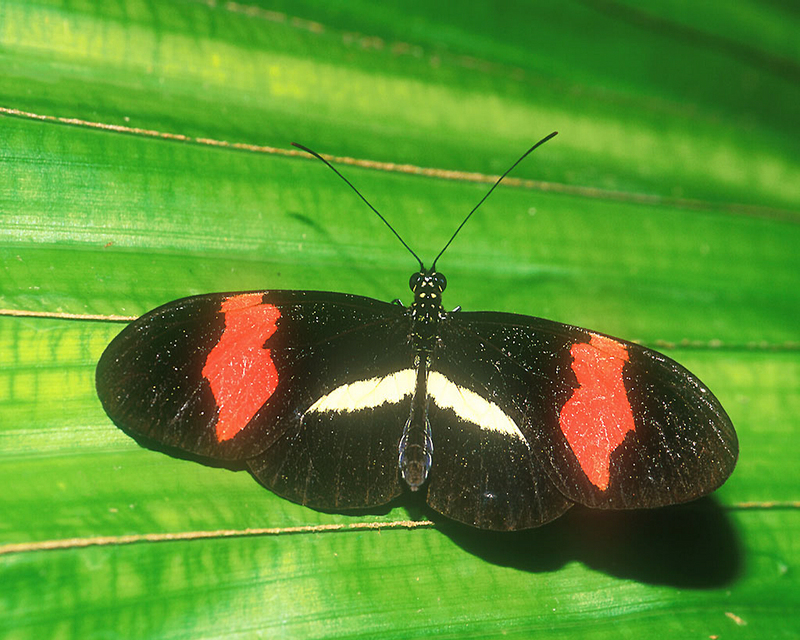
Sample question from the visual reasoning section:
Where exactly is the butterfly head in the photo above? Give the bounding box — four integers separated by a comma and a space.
409, 269, 447, 299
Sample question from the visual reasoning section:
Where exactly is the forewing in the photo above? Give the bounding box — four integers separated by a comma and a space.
96, 291, 413, 507
442, 311, 738, 511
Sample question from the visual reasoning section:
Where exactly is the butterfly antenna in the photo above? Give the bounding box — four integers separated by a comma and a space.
292, 143, 424, 270
431, 131, 558, 270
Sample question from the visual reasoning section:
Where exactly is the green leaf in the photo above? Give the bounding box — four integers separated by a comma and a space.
1, 1, 798, 638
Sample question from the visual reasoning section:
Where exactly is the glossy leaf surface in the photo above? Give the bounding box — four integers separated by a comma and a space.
1, 1, 798, 638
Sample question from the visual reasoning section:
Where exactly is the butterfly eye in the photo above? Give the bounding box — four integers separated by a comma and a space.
434, 272, 447, 291
409, 272, 424, 291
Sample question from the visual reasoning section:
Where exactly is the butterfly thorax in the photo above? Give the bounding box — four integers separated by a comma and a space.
408, 269, 447, 354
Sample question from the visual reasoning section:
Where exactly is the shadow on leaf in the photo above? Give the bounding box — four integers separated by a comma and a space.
433, 497, 742, 588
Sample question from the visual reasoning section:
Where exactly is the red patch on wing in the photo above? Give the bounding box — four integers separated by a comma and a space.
202, 293, 281, 442
559, 334, 635, 490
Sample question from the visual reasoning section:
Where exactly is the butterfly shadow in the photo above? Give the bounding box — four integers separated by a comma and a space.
120, 430, 250, 472
284, 210, 400, 297
430, 498, 743, 588
119, 431, 742, 588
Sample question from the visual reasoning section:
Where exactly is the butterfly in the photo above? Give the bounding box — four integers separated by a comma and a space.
96, 133, 737, 530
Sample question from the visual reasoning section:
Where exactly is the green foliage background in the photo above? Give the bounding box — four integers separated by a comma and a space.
1, 1, 798, 637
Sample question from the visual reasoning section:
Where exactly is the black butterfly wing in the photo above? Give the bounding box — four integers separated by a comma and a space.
96, 290, 414, 509
436, 311, 737, 517
424, 394, 574, 530
98, 291, 737, 530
